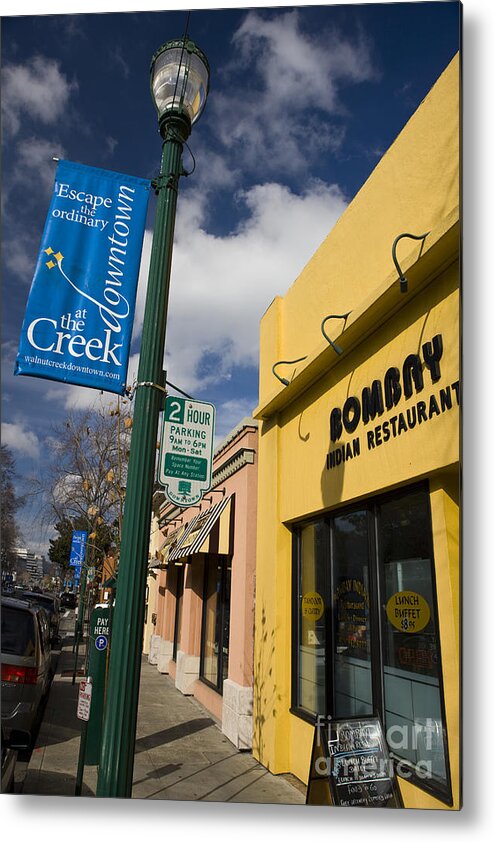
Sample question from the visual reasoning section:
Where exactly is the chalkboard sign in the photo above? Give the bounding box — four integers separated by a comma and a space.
306, 715, 403, 808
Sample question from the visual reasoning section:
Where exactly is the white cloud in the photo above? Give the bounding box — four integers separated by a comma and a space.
2, 137, 67, 281
45, 353, 140, 411
1, 420, 40, 458
214, 398, 259, 445
14, 137, 66, 193
1, 55, 77, 137
2, 134, 66, 210
45, 178, 346, 413
160, 179, 347, 394
211, 10, 377, 175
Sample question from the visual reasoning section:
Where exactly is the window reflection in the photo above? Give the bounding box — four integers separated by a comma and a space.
380, 491, 447, 785
201, 557, 231, 692
333, 511, 373, 717
297, 522, 327, 715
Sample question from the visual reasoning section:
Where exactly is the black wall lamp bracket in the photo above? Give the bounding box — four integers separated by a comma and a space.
392, 232, 429, 293
321, 313, 351, 355
272, 356, 308, 387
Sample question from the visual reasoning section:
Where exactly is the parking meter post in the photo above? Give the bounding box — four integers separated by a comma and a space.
85, 606, 111, 766
75, 719, 88, 796
75, 675, 92, 796
72, 634, 80, 685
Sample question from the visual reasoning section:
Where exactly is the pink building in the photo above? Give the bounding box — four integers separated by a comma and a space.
148, 418, 258, 749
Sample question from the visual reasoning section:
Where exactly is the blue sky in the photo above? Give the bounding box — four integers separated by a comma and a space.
1, 1, 461, 555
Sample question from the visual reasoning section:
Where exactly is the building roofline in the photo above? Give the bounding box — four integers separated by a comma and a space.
213, 416, 258, 459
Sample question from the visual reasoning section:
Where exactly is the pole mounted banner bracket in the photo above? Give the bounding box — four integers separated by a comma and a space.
135, 380, 168, 395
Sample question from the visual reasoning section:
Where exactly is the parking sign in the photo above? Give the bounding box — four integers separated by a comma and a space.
158, 396, 215, 506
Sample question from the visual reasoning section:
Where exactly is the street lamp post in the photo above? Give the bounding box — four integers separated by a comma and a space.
96, 38, 209, 799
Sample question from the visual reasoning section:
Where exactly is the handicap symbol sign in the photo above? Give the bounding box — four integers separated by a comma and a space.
95, 635, 108, 651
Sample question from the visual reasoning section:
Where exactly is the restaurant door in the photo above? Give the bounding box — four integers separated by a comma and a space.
292, 483, 452, 804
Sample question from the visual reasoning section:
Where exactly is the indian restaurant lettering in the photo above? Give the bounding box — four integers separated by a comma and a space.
326, 333, 460, 470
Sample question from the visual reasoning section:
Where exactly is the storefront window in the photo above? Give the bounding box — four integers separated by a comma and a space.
292, 484, 451, 803
379, 490, 448, 787
333, 510, 373, 717
294, 521, 327, 716
172, 565, 184, 661
200, 557, 231, 693
222, 565, 231, 684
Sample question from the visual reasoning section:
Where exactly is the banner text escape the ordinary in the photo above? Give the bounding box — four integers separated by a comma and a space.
15, 160, 150, 395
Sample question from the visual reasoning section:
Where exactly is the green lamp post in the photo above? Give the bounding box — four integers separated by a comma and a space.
96, 38, 210, 799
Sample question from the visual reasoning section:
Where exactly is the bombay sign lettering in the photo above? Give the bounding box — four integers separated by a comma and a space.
325, 333, 460, 470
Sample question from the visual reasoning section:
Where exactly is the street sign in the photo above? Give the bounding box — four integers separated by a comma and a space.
95, 635, 108, 651
158, 396, 215, 506
70, 530, 87, 567
77, 678, 92, 721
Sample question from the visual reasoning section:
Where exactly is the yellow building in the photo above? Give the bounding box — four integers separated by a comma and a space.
253, 54, 460, 809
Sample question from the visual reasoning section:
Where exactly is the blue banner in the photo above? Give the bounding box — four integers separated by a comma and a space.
15, 160, 150, 395
70, 529, 88, 567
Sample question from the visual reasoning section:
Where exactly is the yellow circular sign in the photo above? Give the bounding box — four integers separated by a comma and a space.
386, 590, 431, 633
302, 591, 324, 620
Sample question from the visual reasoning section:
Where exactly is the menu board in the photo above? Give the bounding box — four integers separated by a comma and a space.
306, 715, 402, 808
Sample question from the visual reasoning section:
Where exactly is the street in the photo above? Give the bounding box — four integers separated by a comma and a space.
10, 608, 305, 803
9, 607, 72, 793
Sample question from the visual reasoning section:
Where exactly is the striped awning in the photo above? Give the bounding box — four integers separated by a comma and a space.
156, 523, 187, 564
169, 494, 233, 561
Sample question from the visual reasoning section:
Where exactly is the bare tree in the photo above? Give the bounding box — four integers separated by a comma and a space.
0, 444, 23, 573
46, 397, 133, 572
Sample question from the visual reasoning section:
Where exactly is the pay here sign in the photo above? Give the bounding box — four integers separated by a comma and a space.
158, 396, 215, 506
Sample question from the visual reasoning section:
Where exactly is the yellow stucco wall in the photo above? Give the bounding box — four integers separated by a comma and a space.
254, 54, 460, 810
258, 55, 459, 406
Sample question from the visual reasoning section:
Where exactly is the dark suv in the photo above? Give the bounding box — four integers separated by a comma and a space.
18, 591, 61, 642
60, 592, 77, 609
1, 597, 54, 743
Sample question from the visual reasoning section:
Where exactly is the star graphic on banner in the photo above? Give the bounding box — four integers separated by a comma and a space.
44, 246, 64, 269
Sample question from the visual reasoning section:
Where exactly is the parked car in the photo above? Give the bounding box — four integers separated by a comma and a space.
60, 591, 78, 609
18, 591, 61, 641
1, 597, 54, 744
1, 725, 30, 793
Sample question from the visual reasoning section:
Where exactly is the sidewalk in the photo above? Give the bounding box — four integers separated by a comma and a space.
21, 632, 306, 804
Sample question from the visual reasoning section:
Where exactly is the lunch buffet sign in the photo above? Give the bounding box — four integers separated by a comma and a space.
306, 715, 403, 808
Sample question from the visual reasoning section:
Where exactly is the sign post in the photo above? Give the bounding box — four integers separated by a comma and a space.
70, 530, 87, 662
158, 396, 215, 506
85, 606, 111, 765
75, 678, 92, 797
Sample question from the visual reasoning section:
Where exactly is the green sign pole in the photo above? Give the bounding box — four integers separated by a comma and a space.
96, 113, 191, 799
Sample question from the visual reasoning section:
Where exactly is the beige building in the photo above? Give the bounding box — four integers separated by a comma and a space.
147, 418, 258, 749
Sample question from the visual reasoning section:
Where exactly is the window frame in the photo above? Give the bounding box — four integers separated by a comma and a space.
172, 564, 184, 662
290, 481, 453, 805
199, 554, 231, 695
